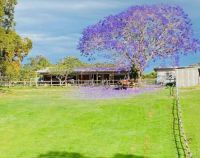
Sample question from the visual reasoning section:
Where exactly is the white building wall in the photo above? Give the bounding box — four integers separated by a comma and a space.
176, 68, 199, 87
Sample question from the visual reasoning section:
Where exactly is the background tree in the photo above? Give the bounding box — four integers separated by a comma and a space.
78, 5, 200, 79
1, 60, 19, 81
58, 56, 86, 71
1, 0, 17, 30
0, 29, 32, 80
26, 55, 51, 71
48, 66, 67, 86
19, 65, 35, 81
0, 0, 32, 80
49, 57, 85, 85
142, 71, 157, 79
19, 55, 51, 81
0, 0, 4, 22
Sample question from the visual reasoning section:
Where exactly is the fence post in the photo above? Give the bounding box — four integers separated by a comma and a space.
50, 75, 52, 87
29, 79, 32, 87
35, 73, 38, 87
174, 69, 193, 158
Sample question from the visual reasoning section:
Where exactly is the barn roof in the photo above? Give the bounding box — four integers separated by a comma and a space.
37, 65, 129, 74
73, 66, 129, 73
37, 68, 50, 74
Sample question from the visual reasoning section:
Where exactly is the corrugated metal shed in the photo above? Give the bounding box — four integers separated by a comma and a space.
176, 67, 199, 87
155, 66, 200, 87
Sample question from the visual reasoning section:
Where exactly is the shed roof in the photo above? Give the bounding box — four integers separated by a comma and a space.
154, 66, 198, 72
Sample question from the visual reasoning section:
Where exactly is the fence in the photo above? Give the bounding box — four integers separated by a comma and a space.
141, 78, 156, 85
0, 79, 156, 88
0, 80, 132, 87
172, 86, 192, 158
0, 81, 36, 87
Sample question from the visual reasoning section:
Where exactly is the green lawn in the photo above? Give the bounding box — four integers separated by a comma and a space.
0, 86, 198, 158
180, 86, 200, 157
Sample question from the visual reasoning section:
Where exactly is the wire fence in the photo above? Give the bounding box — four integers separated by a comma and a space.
0, 79, 156, 88
0, 80, 120, 87
172, 85, 192, 158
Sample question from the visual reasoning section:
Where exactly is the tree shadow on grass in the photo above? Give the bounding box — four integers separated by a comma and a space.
36, 151, 146, 158
37, 152, 87, 158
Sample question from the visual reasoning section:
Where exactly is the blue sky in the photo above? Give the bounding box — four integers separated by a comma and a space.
15, 0, 200, 72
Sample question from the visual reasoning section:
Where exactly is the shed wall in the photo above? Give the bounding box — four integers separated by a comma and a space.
176, 68, 199, 87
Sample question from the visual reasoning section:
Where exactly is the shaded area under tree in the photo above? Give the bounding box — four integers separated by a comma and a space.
36, 151, 146, 158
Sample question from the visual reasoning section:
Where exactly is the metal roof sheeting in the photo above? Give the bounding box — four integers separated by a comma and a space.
37, 66, 129, 74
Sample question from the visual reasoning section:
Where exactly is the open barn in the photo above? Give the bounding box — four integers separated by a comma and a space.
37, 66, 130, 86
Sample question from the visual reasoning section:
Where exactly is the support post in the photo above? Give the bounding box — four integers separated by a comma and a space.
113, 72, 115, 85
81, 72, 83, 85
96, 73, 99, 85
50, 75, 52, 87
35, 73, 38, 87
76, 74, 77, 81
29, 79, 32, 87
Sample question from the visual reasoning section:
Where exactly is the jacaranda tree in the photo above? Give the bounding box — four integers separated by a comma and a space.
78, 5, 200, 78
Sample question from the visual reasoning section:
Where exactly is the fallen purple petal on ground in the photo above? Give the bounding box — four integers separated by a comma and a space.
70, 85, 162, 100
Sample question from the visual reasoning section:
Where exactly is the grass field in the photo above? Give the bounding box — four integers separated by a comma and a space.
0, 86, 199, 158
180, 86, 200, 157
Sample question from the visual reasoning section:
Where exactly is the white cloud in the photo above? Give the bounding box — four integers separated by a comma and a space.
16, 0, 200, 13
16, 0, 129, 31
16, 0, 128, 12
19, 33, 80, 43
20, 32, 82, 62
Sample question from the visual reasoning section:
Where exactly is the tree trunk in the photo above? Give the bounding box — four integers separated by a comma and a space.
59, 78, 62, 86
56, 76, 62, 86
65, 74, 68, 86
137, 70, 143, 87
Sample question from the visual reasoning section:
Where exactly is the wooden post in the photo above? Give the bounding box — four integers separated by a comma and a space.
113, 72, 115, 85
96, 73, 99, 85
29, 79, 32, 87
76, 74, 78, 86
78, 75, 79, 85
89, 74, 91, 85
35, 73, 38, 87
8, 80, 11, 88
81, 72, 83, 85
50, 75, 52, 87
91, 74, 94, 85
102, 74, 104, 85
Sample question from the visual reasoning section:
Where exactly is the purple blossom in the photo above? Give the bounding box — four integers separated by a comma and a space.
78, 4, 200, 74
